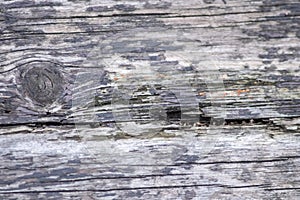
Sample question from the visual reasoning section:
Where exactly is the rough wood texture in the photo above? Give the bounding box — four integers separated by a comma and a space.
0, 0, 299, 199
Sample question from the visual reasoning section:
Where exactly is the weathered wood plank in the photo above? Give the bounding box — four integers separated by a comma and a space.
0, 126, 299, 199
0, 0, 299, 199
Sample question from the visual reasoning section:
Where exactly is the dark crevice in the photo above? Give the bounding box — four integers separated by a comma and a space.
6, 8, 300, 21
127, 156, 300, 167
0, 183, 269, 194
37, 173, 191, 184
265, 187, 300, 191
0, 121, 75, 128
1, 116, 298, 131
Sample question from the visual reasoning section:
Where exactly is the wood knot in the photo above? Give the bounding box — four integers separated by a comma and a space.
21, 62, 64, 106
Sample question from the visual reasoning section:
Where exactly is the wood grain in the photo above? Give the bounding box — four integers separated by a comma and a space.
0, 0, 299, 199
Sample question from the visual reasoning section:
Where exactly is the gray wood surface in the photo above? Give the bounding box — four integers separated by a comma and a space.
0, 0, 299, 199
